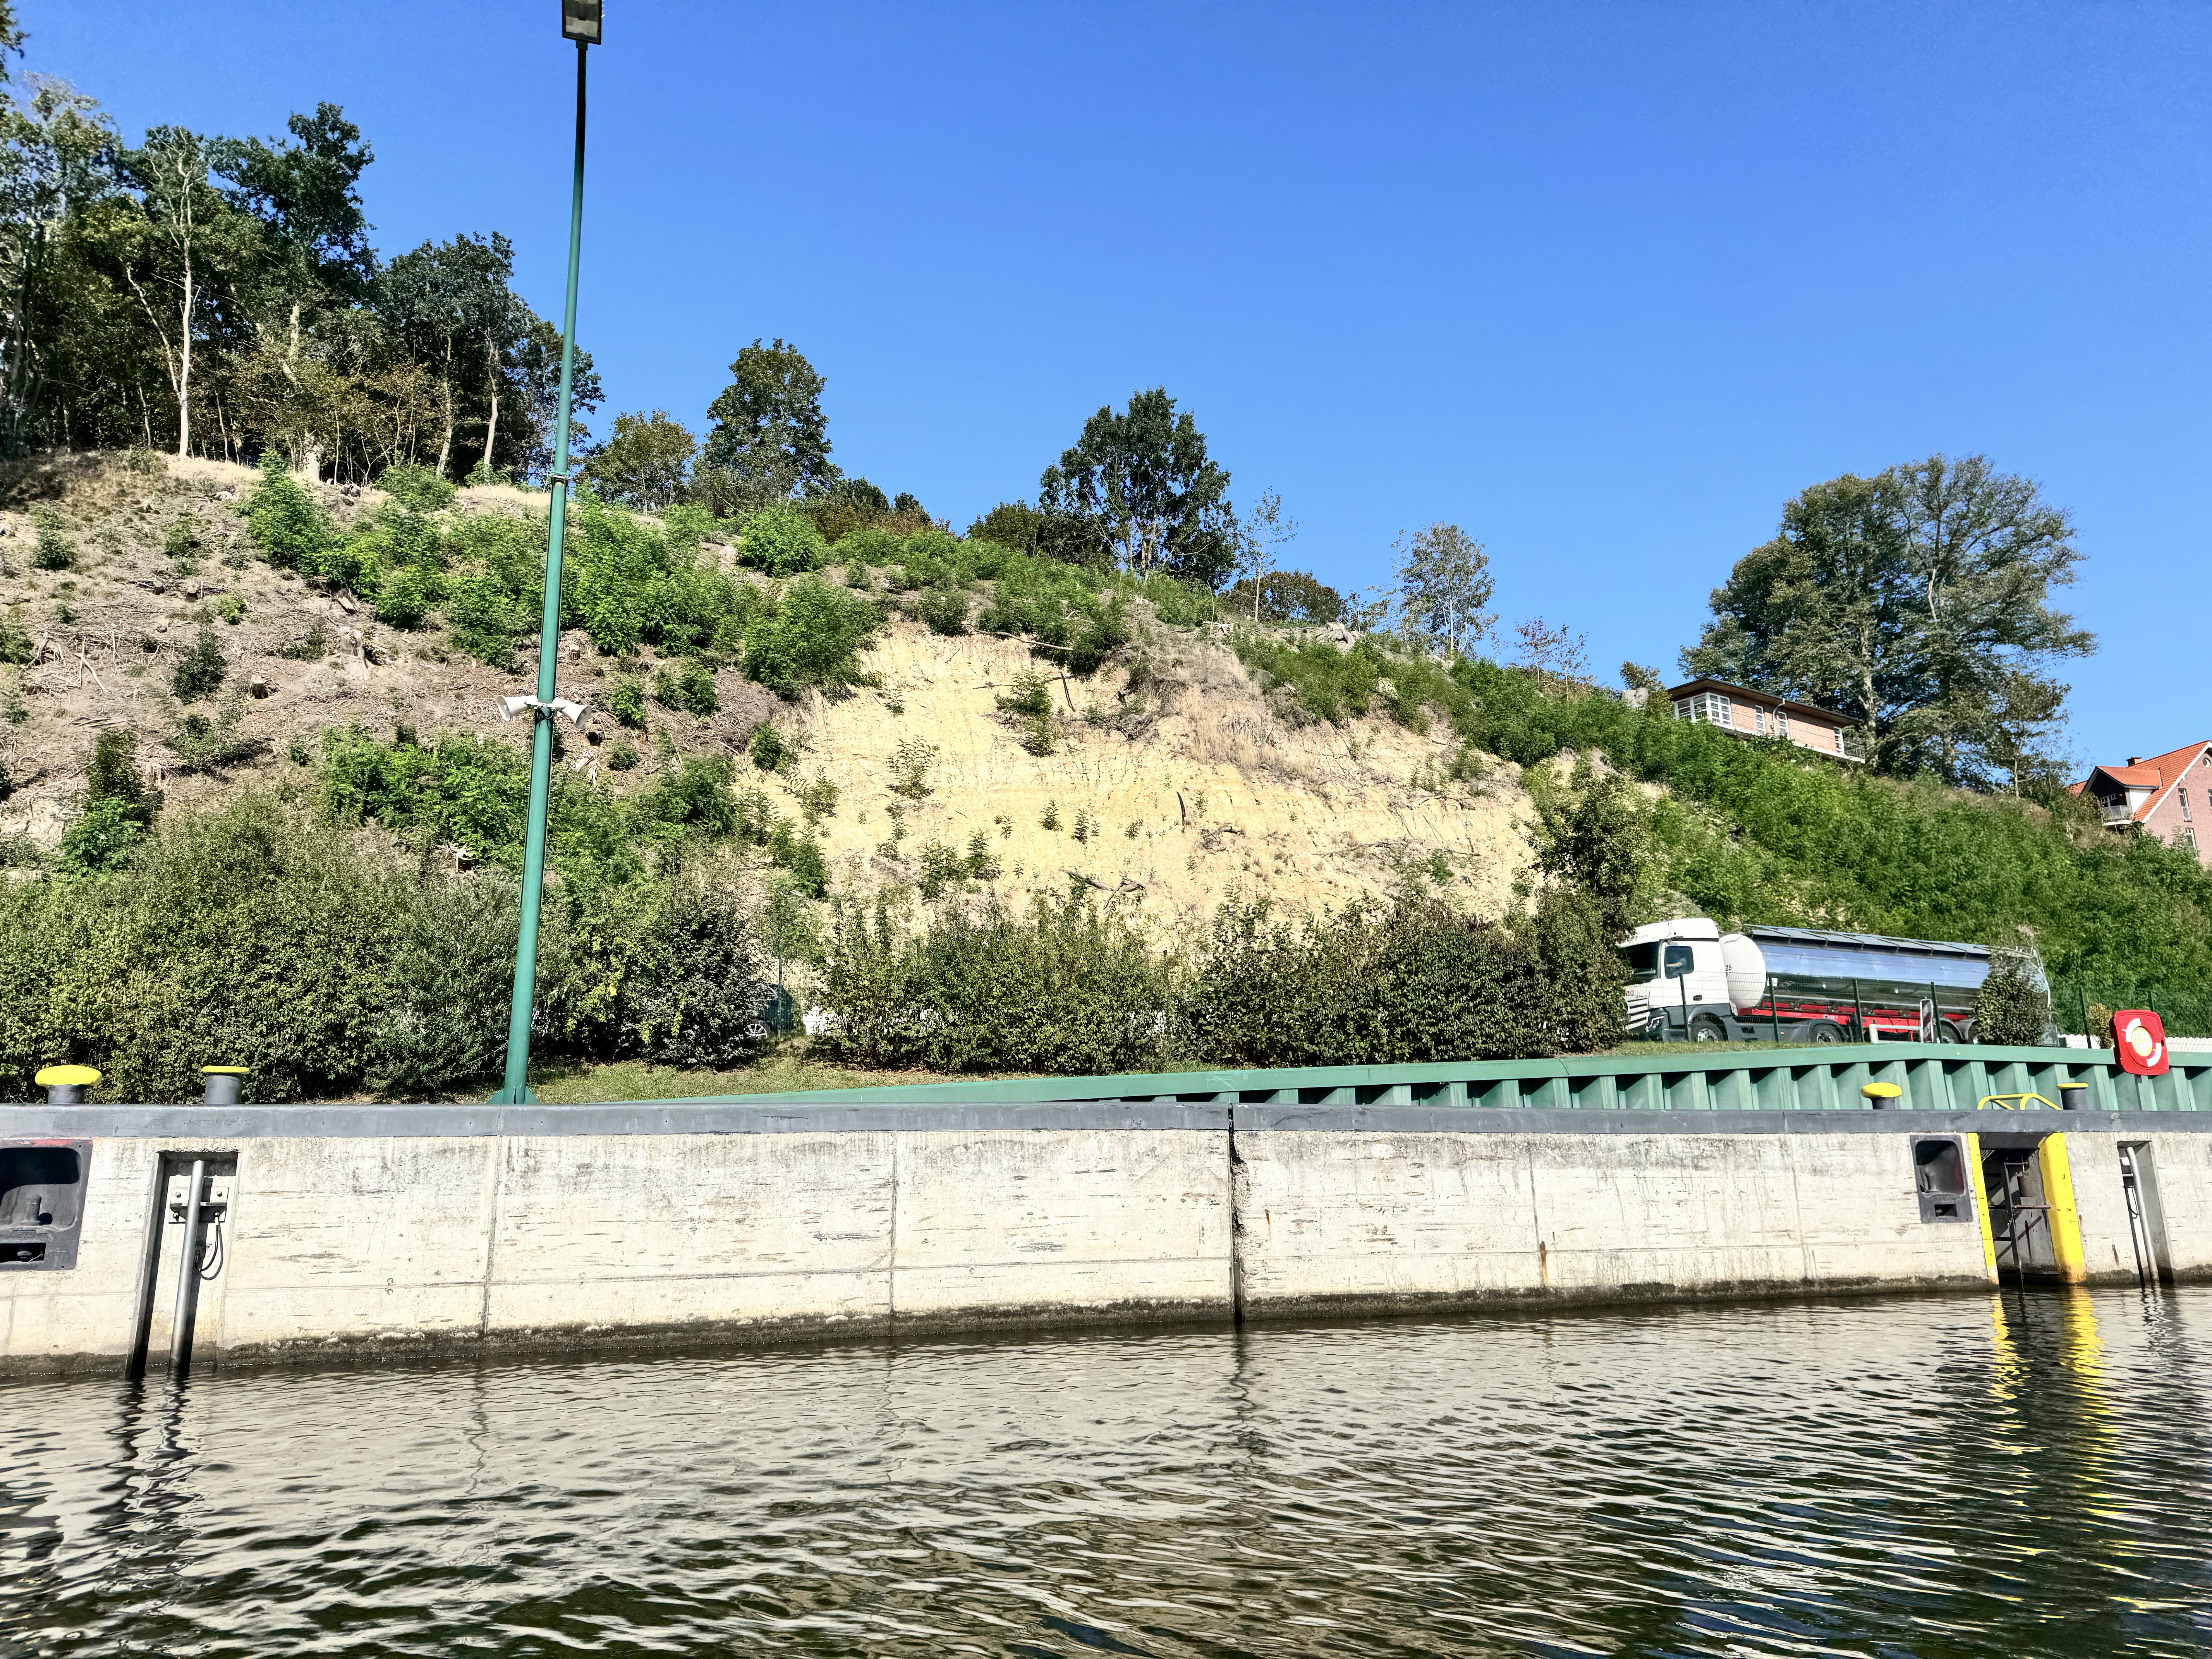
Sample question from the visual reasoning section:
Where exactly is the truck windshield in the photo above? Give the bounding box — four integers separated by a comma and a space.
1623, 944, 1660, 984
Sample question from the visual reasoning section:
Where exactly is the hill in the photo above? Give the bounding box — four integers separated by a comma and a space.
3, 450, 2205, 1103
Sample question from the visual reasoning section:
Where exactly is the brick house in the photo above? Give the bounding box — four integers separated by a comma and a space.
2073, 741, 2212, 867
1662, 678, 1863, 761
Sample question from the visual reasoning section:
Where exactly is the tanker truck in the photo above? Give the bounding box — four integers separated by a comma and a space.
1620, 918, 2037, 1044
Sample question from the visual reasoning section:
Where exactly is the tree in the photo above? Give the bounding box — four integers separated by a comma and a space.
0, 74, 116, 451
579, 409, 696, 509
117, 125, 254, 458
1682, 455, 2093, 786
701, 337, 833, 502
1222, 569, 1345, 625
1394, 522, 1493, 655
1233, 487, 1295, 621
374, 233, 529, 479
214, 104, 375, 478
1036, 388, 1235, 589
967, 501, 1041, 551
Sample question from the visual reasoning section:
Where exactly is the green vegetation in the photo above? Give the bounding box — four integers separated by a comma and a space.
171, 625, 227, 701
30, 509, 73, 571
1448, 661, 2212, 1033
1684, 455, 2090, 788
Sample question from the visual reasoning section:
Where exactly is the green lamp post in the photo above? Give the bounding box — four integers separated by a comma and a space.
491, 0, 602, 1104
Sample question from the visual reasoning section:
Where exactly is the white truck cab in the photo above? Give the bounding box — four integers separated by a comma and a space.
1620, 917, 1769, 1041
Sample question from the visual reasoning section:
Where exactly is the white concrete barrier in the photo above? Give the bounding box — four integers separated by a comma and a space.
3, 1101, 2209, 1374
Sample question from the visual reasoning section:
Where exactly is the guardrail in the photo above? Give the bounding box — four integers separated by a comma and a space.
716, 1042, 2212, 1115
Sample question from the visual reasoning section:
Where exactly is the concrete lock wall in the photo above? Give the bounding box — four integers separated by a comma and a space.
5, 1103, 2212, 1376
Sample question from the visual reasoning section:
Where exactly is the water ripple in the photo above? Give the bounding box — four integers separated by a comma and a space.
4, 1289, 2212, 1656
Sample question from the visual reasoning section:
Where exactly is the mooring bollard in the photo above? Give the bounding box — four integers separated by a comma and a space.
2059, 1081, 2088, 1111
33, 1065, 100, 1106
1862, 1081, 1903, 1110
200, 1066, 249, 1106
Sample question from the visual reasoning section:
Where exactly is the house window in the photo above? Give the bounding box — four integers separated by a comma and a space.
1776, 711, 1791, 740
2185, 826, 2198, 849
1750, 706, 1768, 735
2182, 789, 2193, 822
1673, 692, 1732, 727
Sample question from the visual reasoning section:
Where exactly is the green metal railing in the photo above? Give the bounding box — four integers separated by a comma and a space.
715, 1042, 2212, 1115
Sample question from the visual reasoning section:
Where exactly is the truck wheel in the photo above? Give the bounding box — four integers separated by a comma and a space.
1689, 1013, 1728, 1042
1938, 1020, 1965, 1044
1808, 1022, 1844, 1044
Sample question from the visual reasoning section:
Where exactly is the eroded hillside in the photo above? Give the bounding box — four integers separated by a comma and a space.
0, 451, 1543, 928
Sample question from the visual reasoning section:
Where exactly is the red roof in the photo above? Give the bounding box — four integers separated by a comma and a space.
2079, 741, 2212, 824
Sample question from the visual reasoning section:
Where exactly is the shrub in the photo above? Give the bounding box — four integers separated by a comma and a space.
606, 738, 639, 771
0, 615, 29, 665
379, 460, 457, 511
995, 670, 1053, 718
164, 701, 259, 774
1020, 712, 1056, 757
967, 501, 1043, 551
748, 722, 790, 771
653, 658, 718, 717
1975, 948, 2049, 1045
244, 459, 333, 570
919, 585, 969, 635
798, 775, 838, 824
1186, 888, 1621, 1068
172, 626, 227, 702
163, 519, 199, 562
816, 891, 1182, 1074
888, 737, 936, 799
766, 822, 828, 898
31, 508, 73, 571
738, 503, 829, 576
742, 576, 881, 698
609, 677, 646, 728
213, 592, 246, 626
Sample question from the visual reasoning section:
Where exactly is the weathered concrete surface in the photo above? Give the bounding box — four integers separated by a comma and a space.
1230, 1130, 1992, 1319
10, 1110, 2212, 1376
0, 1129, 1233, 1374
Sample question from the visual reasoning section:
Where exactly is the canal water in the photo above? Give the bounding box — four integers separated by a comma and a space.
3, 1288, 2209, 1657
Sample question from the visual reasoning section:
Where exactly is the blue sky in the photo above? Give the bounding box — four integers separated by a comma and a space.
36, 2, 2212, 769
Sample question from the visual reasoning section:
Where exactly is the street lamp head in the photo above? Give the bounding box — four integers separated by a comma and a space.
561, 0, 602, 43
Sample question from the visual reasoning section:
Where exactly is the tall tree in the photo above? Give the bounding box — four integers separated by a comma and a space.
1682, 455, 2093, 785
1233, 488, 1296, 621
579, 409, 696, 509
1393, 522, 1494, 655
701, 337, 834, 501
374, 233, 527, 478
117, 125, 252, 457
0, 74, 116, 450
215, 103, 374, 476
1037, 388, 1235, 589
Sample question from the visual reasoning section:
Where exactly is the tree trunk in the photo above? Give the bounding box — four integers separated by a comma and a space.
435, 381, 454, 477
174, 254, 193, 458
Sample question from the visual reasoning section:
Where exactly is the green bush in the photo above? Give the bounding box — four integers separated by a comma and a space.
172, 626, 227, 702
749, 723, 789, 771
373, 564, 433, 628
0, 614, 29, 665
162, 519, 198, 562
918, 585, 969, 636
31, 508, 74, 571
608, 678, 647, 728
379, 460, 457, 511
995, 670, 1053, 718
817, 891, 1181, 1074
606, 738, 639, 771
1186, 888, 1622, 1067
743, 576, 881, 698
244, 459, 334, 570
738, 504, 829, 576
653, 658, 719, 716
